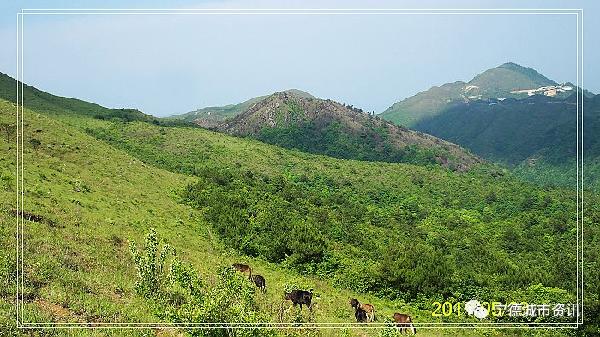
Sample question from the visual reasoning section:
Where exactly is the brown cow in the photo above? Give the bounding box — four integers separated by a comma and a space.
231, 263, 252, 277
349, 298, 375, 322
393, 313, 416, 335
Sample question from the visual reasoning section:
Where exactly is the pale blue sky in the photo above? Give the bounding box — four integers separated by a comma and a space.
0, 0, 597, 117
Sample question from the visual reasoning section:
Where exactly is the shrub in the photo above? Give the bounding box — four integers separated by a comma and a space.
129, 228, 175, 299
377, 242, 453, 299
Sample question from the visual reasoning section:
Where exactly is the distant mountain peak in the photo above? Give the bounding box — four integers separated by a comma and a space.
469, 62, 556, 89
498, 61, 527, 70
280, 89, 315, 99
496, 62, 551, 78
170, 89, 316, 126
381, 63, 563, 127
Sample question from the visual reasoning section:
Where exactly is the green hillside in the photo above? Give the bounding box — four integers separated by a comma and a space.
0, 74, 598, 336
413, 95, 574, 165
512, 94, 600, 189
0, 72, 189, 127
412, 94, 600, 189
378, 63, 599, 190
1, 97, 440, 337
379, 81, 468, 127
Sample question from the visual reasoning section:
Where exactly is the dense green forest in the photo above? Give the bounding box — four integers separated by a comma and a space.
413, 94, 600, 190
257, 120, 442, 167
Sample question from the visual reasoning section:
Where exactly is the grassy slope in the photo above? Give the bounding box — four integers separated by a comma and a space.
1, 74, 593, 336
77, 118, 587, 306
0, 72, 188, 127
0, 99, 199, 335
379, 81, 467, 127
0, 99, 579, 337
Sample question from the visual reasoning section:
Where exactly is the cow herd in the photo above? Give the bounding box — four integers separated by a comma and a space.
231, 263, 417, 334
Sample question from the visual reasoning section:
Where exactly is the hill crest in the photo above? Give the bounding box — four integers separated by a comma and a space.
216, 90, 482, 171
380, 62, 571, 127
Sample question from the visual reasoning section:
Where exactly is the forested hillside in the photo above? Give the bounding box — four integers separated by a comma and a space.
376, 64, 598, 189
412, 94, 599, 189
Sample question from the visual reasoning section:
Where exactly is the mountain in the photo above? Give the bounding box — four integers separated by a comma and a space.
468, 61, 557, 96
215, 90, 482, 171
381, 62, 577, 127
412, 93, 600, 188
380, 63, 599, 189
413, 95, 578, 165
171, 89, 314, 127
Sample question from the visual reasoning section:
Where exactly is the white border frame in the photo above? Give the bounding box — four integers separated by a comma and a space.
14, 7, 584, 331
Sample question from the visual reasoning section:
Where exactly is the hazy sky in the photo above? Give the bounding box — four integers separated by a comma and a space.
0, 0, 597, 117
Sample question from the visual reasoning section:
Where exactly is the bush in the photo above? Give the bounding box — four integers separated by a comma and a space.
377, 242, 453, 299
129, 230, 275, 337
129, 228, 175, 299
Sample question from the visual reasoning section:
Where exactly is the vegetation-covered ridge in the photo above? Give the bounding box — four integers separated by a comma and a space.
377, 63, 599, 189
77, 112, 598, 335
412, 92, 600, 190
0, 99, 437, 337
215, 90, 482, 171
170, 89, 315, 127
0, 72, 191, 126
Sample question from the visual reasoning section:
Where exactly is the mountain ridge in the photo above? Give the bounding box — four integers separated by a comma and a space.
380, 62, 579, 127
214, 89, 482, 171
171, 89, 314, 127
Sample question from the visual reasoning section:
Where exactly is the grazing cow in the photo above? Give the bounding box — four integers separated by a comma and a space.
284, 289, 313, 311
393, 313, 416, 335
349, 298, 375, 322
250, 274, 266, 293
231, 263, 252, 277
354, 306, 367, 323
